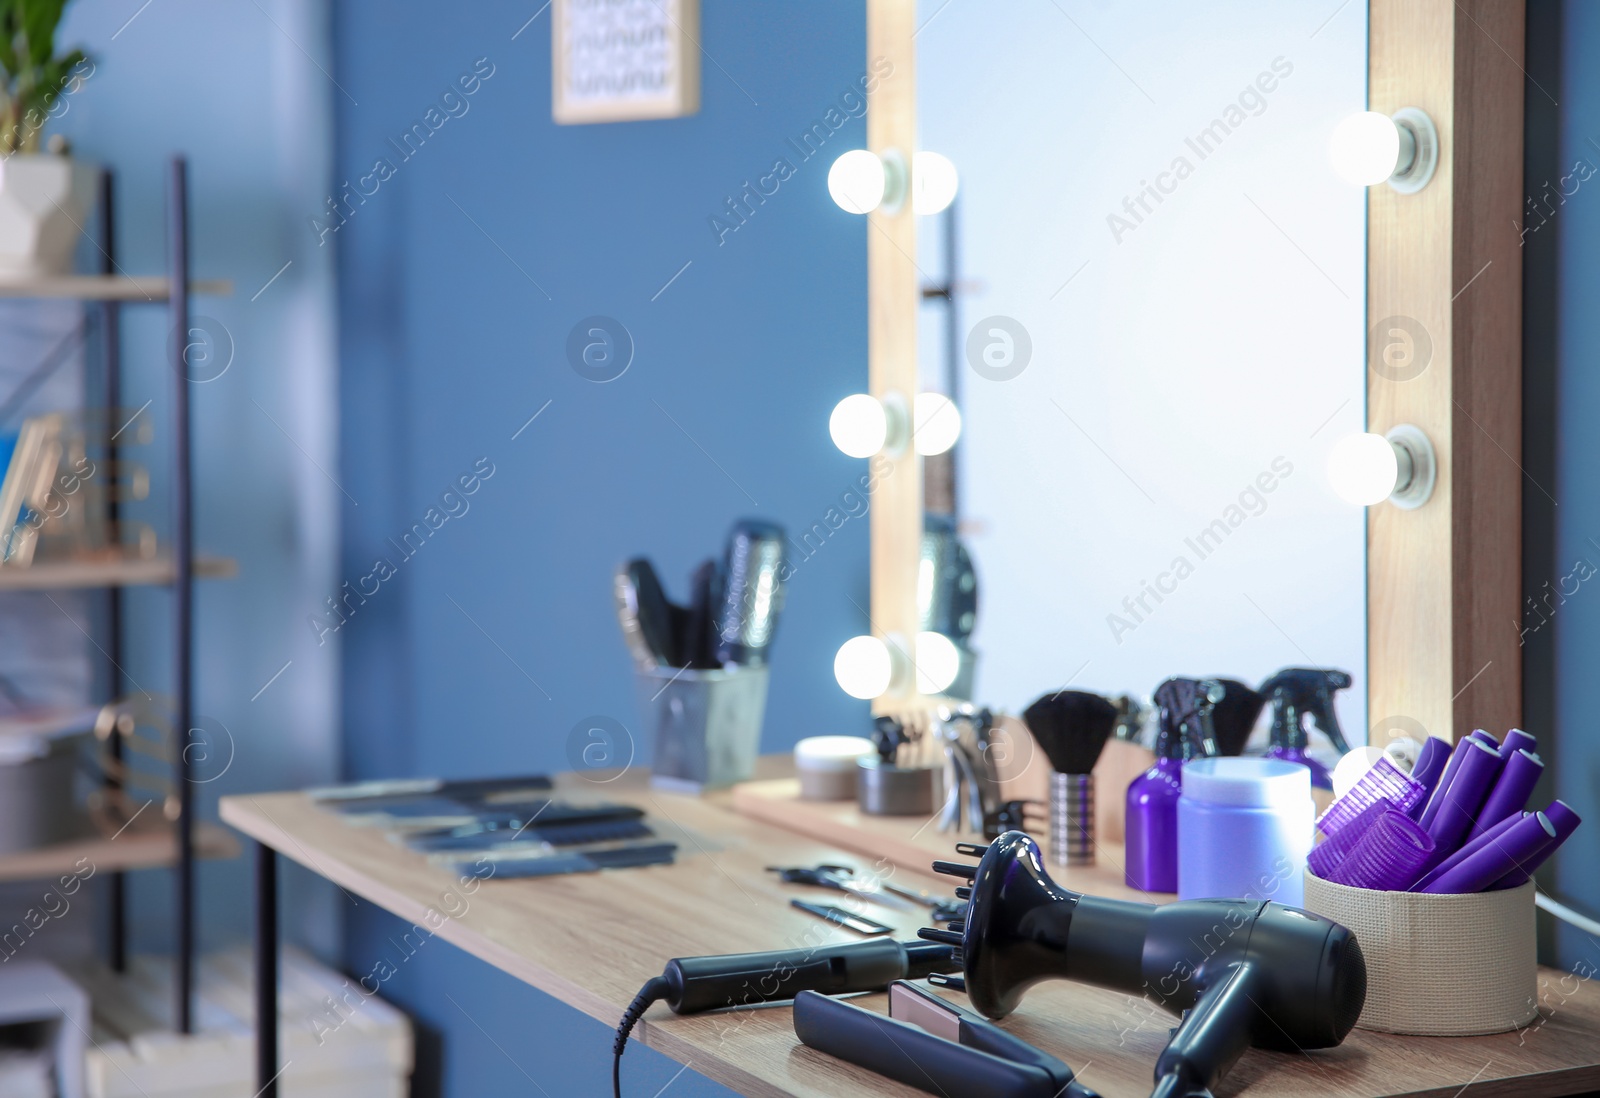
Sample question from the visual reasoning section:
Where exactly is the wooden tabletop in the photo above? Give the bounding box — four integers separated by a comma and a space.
220, 770, 1600, 1098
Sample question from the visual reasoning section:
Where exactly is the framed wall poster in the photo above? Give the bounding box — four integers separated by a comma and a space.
552, 0, 701, 124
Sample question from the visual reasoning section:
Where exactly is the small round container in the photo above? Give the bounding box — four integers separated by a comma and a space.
856, 757, 936, 816
1178, 757, 1313, 905
793, 736, 873, 801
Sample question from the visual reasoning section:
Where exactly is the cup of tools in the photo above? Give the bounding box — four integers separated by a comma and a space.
1301, 727, 1579, 1035
616, 520, 785, 791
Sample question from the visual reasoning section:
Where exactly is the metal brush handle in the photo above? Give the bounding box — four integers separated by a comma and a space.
1050, 772, 1095, 866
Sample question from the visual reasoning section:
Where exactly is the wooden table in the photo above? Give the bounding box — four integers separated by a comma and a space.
220, 769, 1600, 1098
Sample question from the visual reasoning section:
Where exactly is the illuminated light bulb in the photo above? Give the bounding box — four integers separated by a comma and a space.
912, 151, 959, 215
912, 392, 962, 456
1331, 746, 1385, 800
914, 631, 961, 695
1328, 424, 1436, 509
1328, 432, 1399, 506
829, 149, 887, 214
834, 635, 894, 700
830, 394, 888, 458
1329, 107, 1438, 193
1330, 111, 1401, 186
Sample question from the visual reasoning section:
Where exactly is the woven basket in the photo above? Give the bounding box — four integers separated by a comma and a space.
1303, 871, 1537, 1035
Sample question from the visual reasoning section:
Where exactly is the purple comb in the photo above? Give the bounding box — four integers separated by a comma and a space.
1308, 801, 1388, 881
1326, 807, 1436, 891
1317, 756, 1426, 837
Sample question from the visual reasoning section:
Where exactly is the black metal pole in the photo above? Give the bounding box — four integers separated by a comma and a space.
168, 156, 194, 1035
255, 842, 279, 1097
942, 197, 962, 524
98, 168, 126, 974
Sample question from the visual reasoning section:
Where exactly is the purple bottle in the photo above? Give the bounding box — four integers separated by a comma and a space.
1127, 678, 1217, 893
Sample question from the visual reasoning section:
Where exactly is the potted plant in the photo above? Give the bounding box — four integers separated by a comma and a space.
0, 0, 93, 277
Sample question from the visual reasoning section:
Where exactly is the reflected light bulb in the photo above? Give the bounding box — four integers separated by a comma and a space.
915, 631, 961, 695
829, 394, 888, 458
834, 635, 893, 699
913, 392, 961, 456
1328, 432, 1399, 506
913, 151, 959, 215
1331, 746, 1385, 801
1329, 111, 1401, 186
829, 150, 887, 214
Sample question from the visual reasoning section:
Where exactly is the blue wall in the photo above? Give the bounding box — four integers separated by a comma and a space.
53, 0, 343, 959
333, 3, 869, 1093
1525, 0, 1600, 967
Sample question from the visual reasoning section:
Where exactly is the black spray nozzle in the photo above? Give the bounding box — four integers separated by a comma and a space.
1258, 668, 1353, 754
872, 715, 909, 764
1207, 678, 1266, 756
1152, 678, 1225, 760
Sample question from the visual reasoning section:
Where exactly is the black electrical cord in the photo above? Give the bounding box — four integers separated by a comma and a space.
613, 975, 670, 1098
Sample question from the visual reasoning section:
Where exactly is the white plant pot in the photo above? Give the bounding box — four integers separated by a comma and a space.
0, 154, 98, 277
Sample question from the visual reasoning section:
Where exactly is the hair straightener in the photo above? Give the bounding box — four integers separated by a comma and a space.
794, 980, 1100, 1098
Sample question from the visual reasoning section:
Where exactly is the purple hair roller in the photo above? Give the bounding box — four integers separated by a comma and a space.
1422, 812, 1556, 894
1410, 811, 1525, 891
1424, 740, 1502, 856
1416, 736, 1478, 831
1316, 756, 1426, 837
1466, 749, 1543, 842
1405, 737, 1452, 820
1491, 800, 1582, 890
1308, 801, 1388, 881
1502, 728, 1538, 756
1469, 728, 1500, 748
1327, 808, 1435, 891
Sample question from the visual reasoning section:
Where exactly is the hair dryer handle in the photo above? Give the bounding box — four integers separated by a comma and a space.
1151, 962, 1261, 1098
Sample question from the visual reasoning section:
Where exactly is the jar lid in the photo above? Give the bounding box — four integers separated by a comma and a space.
1181, 756, 1310, 807
795, 736, 874, 772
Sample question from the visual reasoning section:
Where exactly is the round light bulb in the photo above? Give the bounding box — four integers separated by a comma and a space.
912, 392, 962, 456
1331, 746, 1385, 800
828, 150, 887, 214
912, 151, 959, 215
1329, 111, 1401, 186
1328, 431, 1400, 506
834, 635, 893, 700
829, 394, 888, 458
914, 631, 961, 694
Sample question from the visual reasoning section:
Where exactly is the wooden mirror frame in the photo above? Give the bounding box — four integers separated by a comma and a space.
865, 0, 1526, 744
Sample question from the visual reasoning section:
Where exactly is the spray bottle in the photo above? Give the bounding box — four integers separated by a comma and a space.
1125, 677, 1221, 893
1258, 667, 1353, 791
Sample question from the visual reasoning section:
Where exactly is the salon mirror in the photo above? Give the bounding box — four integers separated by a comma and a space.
867, 1, 1372, 737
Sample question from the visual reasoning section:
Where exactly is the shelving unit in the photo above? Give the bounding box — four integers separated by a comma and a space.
0, 156, 230, 1035
0, 552, 235, 591
0, 822, 238, 884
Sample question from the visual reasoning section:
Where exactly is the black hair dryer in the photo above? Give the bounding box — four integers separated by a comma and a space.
921, 832, 1367, 1098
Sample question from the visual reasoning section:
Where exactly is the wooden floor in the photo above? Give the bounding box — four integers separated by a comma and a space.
221, 770, 1600, 1098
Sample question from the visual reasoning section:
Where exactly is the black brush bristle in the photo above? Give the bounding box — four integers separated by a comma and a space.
931, 860, 978, 880
1209, 678, 1265, 756
1023, 690, 1119, 774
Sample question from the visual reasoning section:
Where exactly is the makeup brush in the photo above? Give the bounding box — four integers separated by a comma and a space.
1206, 678, 1265, 756
1023, 690, 1120, 868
